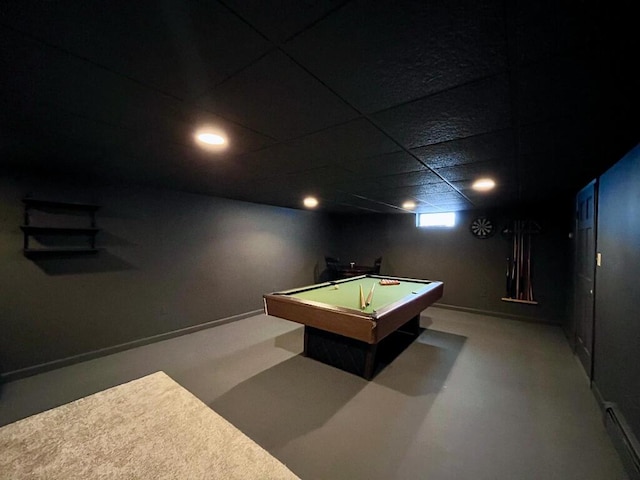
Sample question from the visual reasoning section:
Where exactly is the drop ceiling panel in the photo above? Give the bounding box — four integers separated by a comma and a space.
1, 1, 272, 99
414, 190, 468, 203
234, 142, 334, 175
381, 182, 462, 199
366, 194, 421, 210
435, 160, 514, 185
325, 192, 405, 214
513, 1, 598, 64
222, 0, 347, 43
285, 0, 508, 113
285, 118, 400, 163
411, 131, 514, 169
1, 28, 132, 126
371, 75, 512, 149
329, 178, 388, 196
372, 170, 443, 189
344, 150, 425, 178
195, 50, 358, 140
262, 166, 357, 191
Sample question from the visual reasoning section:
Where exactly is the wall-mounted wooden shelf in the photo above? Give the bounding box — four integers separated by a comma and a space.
21, 197, 102, 256
23, 247, 100, 258
22, 198, 101, 213
20, 226, 100, 235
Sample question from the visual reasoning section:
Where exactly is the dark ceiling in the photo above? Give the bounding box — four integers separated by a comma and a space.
1, 1, 637, 214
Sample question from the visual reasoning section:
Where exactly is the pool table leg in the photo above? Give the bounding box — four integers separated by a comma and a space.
363, 344, 378, 380
303, 328, 310, 357
400, 314, 421, 336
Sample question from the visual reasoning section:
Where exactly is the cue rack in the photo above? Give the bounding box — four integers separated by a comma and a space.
501, 219, 540, 305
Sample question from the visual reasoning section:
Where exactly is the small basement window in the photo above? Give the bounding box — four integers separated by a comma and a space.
416, 212, 456, 228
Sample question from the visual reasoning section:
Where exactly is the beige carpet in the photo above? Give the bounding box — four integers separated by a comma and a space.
0, 371, 300, 479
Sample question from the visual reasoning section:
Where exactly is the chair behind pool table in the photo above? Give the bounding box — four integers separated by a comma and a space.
325, 256, 340, 268
325, 256, 341, 280
373, 256, 382, 274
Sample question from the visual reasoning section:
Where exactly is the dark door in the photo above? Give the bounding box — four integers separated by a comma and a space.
574, 180, 597, 379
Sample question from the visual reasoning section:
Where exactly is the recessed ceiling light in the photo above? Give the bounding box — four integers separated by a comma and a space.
472, 178, 496, 191
199, 134, 224, 145
402, 200, 416, 210
303, 196, 318, 208
194, 128, 227, 150
196, 132, 225, 145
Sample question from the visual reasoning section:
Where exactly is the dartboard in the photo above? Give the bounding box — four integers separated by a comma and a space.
470, 216, 495, 239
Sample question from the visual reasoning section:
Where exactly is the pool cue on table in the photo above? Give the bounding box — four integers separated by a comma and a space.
359, 285, 366, 309
365, 283, 375, 306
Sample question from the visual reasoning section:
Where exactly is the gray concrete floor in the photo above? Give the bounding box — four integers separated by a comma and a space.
0, 307, 628, 479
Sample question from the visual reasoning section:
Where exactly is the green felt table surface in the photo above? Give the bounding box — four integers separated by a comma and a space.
288, 277, 432, 314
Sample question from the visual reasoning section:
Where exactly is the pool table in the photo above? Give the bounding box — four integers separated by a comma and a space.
263, 275, 444, 379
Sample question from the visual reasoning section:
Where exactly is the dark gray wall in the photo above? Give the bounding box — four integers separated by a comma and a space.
0, 175, 333, 376
331, 207, 572, 324
594, 143, 640, 438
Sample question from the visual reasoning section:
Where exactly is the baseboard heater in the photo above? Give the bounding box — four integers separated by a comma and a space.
603, 402, 640, 480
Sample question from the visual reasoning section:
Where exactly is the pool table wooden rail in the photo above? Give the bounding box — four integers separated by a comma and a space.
372, 280, 443, 341
264, 294, 376, 343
